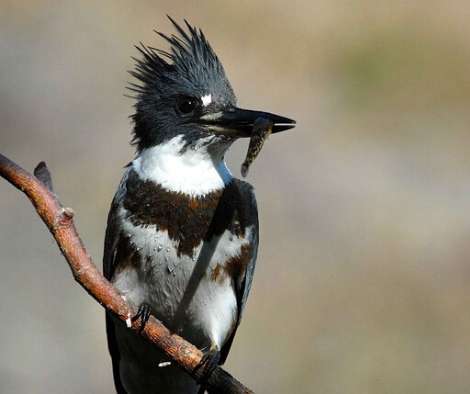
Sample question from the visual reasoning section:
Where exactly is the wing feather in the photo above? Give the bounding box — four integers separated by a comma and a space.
220, 180, 259, 364
103, 175, 128, 394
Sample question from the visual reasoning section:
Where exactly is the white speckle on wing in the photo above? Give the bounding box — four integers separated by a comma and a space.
133, 135, 232, 196
158, 361, 172, 368
126, 316, 132, 328
201, 94, 212, 107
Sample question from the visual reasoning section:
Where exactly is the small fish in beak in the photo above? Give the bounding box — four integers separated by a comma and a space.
241, 117, 274, 177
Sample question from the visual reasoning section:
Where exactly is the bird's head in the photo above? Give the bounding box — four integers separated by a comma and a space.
129, 17, 295, 157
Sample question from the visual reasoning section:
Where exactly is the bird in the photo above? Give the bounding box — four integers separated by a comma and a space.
103, 17, 295, 394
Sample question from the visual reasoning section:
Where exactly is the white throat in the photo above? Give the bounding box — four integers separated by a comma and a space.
133, 135, 232, 196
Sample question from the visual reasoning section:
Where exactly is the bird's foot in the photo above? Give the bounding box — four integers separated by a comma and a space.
194, 345, 221, 391
131, 303, 152, 333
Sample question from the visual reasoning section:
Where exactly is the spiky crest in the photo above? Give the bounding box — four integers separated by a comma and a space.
128, 16, 228, 99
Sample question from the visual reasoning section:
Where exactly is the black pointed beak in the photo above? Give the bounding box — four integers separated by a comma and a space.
200, 106, 296, 137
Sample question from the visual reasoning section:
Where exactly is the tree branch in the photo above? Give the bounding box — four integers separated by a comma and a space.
0, 153, 254, 394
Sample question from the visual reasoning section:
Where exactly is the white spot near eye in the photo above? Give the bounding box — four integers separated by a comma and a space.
201, 94, 212, 107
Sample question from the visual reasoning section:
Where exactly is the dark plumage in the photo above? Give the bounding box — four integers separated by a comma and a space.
121, 169, 246, 257
128, 17, 236, 151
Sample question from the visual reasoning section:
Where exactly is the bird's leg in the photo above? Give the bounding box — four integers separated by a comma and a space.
194, 342, 221, 393
131, 302, 152, 333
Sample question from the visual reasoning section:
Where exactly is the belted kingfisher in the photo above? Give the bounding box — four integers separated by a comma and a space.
103, 17, 295, 393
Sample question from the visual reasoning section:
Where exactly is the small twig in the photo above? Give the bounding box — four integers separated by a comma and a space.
33, 161, 54, 192
0, 153, 254, 394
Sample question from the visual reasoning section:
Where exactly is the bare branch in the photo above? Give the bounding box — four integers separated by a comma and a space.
0, 153, 254, 394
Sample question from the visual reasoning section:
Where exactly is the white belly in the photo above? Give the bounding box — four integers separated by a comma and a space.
113, 206, 245, 349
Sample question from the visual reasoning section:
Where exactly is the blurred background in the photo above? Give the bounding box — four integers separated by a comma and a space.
1, 1, 470, 393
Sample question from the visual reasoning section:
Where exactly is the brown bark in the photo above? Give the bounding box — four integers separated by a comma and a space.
0, 153, 254, 394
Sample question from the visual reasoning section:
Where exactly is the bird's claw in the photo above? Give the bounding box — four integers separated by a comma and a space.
194, 346, 221, 392
131, 303, 152, 333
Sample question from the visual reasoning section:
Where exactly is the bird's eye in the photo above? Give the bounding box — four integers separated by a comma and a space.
177, 96, 199, 114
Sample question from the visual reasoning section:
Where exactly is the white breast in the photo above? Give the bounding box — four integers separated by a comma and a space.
133, 135, 232, 197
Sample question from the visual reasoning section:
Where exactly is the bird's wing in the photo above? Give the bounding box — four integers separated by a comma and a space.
103, 175, 128, 394
220, 179, 259, 364
103, 169, 129, 280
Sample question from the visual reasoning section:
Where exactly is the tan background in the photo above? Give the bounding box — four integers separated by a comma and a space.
2, 1, 470, 393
